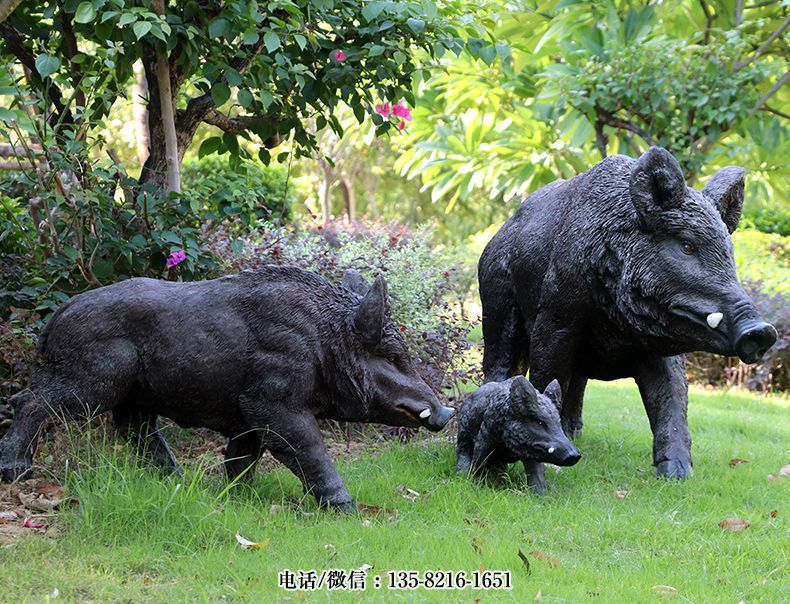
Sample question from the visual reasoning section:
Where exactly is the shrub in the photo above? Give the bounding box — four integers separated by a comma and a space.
203, 219, 481, 403
181, 155, 295, 231
686, 281, 789, 392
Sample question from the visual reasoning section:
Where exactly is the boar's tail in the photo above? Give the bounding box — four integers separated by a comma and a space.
35, 297, 76, 355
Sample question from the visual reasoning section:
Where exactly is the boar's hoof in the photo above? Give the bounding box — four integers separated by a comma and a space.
0, 462, 33, 483
562, 421, 583, 440
328, 500, 358, 514
656, 459, 692, 480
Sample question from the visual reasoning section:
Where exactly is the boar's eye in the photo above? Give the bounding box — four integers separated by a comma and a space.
681, 241, 696, 255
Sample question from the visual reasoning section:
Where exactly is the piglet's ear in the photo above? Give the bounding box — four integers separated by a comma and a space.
509, 376, 538, 409
342, 269, 371, 296
630, 147, 686, 230
353, 275, 388, 346
702, 166, 745, 234
543, 379, 563, 412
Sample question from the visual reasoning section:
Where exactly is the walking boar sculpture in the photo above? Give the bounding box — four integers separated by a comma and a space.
479, 147, 777, 479
456, 376, 581, 495
0, 267, 454, 512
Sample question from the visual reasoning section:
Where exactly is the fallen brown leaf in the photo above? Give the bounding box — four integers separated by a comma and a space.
614, 489, 629, 499
357, 503, 397, 519
235, 532, 268, 550
652, 585, 678, 595
532, 550, 561, 568
719, 517, 751, 532
729, 458, 750, 466
769, 509, 778, 519
463, 517, 488, 528
0, 511, 18, 523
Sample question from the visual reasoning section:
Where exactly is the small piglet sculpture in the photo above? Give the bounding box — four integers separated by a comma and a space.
456, 376, 581, 495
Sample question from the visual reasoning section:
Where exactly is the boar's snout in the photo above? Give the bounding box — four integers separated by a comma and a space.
425, 405, 455, 432
734, 320, 777, 364
552, 444, 582, 467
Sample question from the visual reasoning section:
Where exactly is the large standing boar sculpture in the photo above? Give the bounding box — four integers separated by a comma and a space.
479, 147, 777, 479
0, 266, 454, 511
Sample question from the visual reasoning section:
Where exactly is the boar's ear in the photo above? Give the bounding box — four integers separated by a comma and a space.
342, 269, 371, 296
543, 379, 563, 412
702, 166, 745, 234
629, 147, 686, 230
353, 275, 388, 346
509, 376, 538, 411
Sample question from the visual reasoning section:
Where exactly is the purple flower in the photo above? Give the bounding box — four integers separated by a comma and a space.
333, 50, 347, 62
392, 102, 412, 122
166, 250, 186, 269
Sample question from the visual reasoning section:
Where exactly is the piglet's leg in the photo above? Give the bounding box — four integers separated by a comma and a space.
470, 427, 497, 477
523, 460, 547, 496
264, 412, 355, 513
635, 354, 692, 480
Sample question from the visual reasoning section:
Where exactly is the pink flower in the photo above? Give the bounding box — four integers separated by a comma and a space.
166, 249, 186, 269
374, 102, 391, 117
392, 102, 412, 122
332, 50, 347, 62
397, 120, 406, 130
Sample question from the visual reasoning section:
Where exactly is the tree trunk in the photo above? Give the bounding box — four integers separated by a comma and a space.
320, 166, 333, 225
339, 178, 356, 222
0, 0, 23, 23
367, 175, 379, 219
132, 61, 150, 169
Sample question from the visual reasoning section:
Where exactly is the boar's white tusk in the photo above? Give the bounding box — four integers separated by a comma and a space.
706, 312, 723, 329
419, 408, 431, 419
548, 447, 555, 454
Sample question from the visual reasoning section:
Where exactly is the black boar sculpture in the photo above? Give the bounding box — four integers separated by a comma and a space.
0, 267, 454, 511
479, 147, 777, 479
456, 376, 581, 495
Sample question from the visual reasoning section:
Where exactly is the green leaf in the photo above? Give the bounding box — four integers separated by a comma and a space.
406, 18, 425, 34
223, 131, 240, 155
118, 12, 136, 26
208, 18, 228, 39
211, 82, 231, 106
133, 21, 152, 39
264, 31, 280, 53
258, 147, 270, 166
199, 136, 222, 158
35, 54, 60, 78
368, 44, 385, 57
362, 2, 386, 22
294, 34, 307, 50
237, 89, 253, 108
74, 1, 96, 23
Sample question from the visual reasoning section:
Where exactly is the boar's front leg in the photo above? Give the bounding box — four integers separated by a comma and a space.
224, 429, 263, 483
522, 460, 546, 496
112, 406, 179, 474
264, 411, 355, 513
635, 354, 692, 480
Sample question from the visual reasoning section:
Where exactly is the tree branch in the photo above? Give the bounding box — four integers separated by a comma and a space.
59, 2, 86, 110
0, 22, 74, 126
698, 0, 715, 44
734, 14, 790, 71
763, 104, 790, 120
0, 0, 23, 23
596, 108, 659, 147
746, 70, 790, 119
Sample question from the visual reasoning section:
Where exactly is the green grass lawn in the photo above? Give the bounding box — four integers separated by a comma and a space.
1, 381, 788, 603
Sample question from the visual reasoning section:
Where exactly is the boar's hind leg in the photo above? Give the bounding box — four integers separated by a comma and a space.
561, 375, 587, 439
262, 412, 355, 513
481, 287, 529, 383
635, 355, 692, 480
0, 390, 51, 482
224, 429, 263, 483
113, 406, 178, 474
